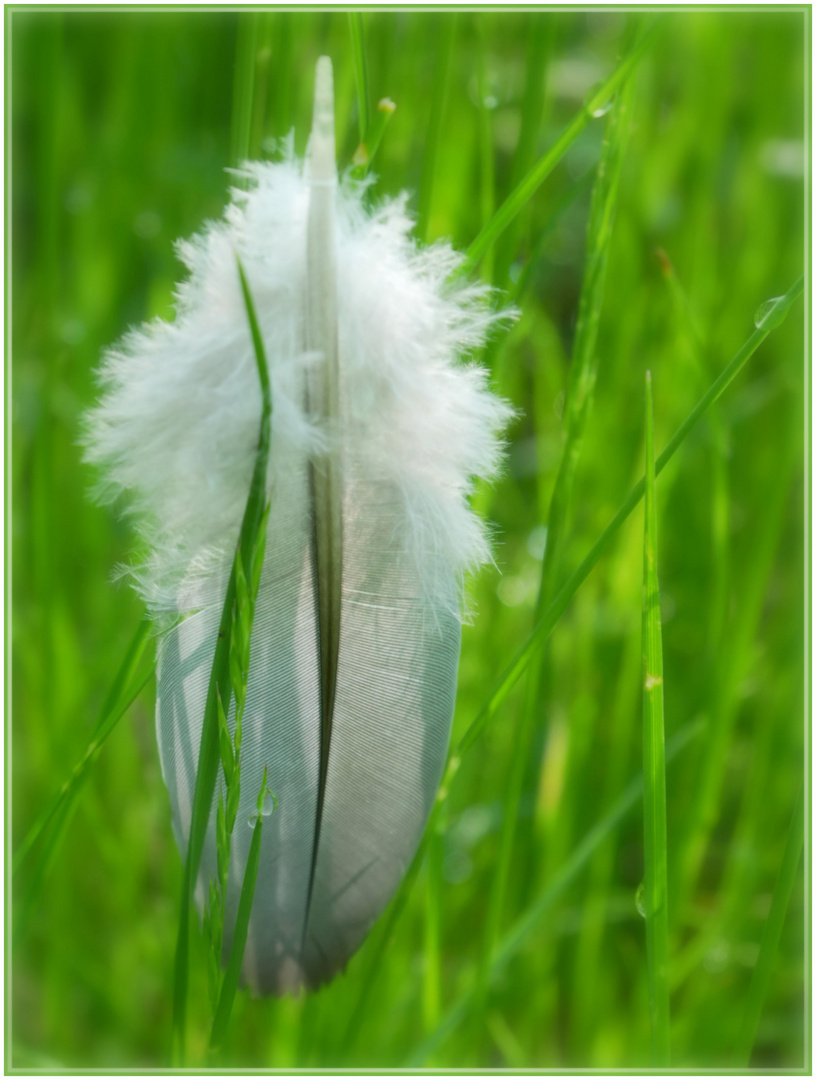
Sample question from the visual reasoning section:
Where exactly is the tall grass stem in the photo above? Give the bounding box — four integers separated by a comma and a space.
641, 371, 670, 1064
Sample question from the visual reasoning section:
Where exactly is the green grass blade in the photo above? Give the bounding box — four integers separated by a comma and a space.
476, 73, 634, 997
494, 14, 554, 290
12, 662, 153, 944
475, 15, 495, 284
171, 256, 272, 1064
230, 12, 258, 170
734, 782, 805, 1066
340, 277, 802, 1057
348, 12, 370, 144
408, 721, 703, 1066
423, 826, 444, 1037
12, 618, 151, 875
417, 14, 456, 244
675, 422, 802, 904
351, 96, 396, 177
642, 371, 670, 1065
457, 19, 660, 278
455, 275, 803, 761
209, 767, 270, 1052
505, 169, 593, 306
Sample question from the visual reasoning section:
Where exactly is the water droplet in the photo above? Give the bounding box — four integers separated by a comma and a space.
635, 881, 647, 918
259, 789, 277, 818
754, 296, 786, 331
248, 789, 277, 829
584, 80, 614, 119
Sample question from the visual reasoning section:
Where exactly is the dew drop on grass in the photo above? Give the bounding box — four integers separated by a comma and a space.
584, 80, 614, 118
248, 788, 278, 829
754, 296, 786, 331
635, 881, 647, 918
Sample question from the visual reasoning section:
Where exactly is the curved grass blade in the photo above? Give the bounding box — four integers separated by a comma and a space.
455, 275, 803, 761
475, 74, 634, 1015
12, 617, 151, 876
457, 18, 661, 278
494, 14, 554, 290
407, 721, 703, 1066
734, 782, 805, 1066
674, 420, 802, 904
348, 12, 370, 144
171, 254, 272, 1064
12, 663, 153, 943
417, 14, 456, 244
340, 276, 802, 1055
351, 97, 396, 178
642, 371, 670, 1065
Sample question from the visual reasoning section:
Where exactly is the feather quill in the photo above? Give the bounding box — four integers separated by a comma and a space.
85, 56, 512, 994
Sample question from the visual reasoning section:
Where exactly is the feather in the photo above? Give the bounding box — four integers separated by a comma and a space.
84, 56, 513, 995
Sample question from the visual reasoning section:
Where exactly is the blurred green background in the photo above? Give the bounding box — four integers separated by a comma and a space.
9, 7, 807, 1070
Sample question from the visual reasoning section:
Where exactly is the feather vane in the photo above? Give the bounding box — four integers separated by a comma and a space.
85, 57, 512, 994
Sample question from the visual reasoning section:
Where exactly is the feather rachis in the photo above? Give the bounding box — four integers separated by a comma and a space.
304, 56, 344, 940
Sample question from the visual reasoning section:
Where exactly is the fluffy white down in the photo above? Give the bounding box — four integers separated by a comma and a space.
84, 158, 512, 619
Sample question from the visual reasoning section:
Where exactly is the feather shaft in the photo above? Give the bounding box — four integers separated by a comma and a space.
304, 56, 343, 920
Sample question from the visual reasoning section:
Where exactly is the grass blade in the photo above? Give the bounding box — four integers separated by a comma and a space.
472, 73, 634, 1034
423, 827, 444, 1038
340, 276, 802, 1057
457, 18, 660, 278
417, 14, 456, 244
351, 96, 396, 177
455, 275, 803, 761
475, 14, 495, 284
642, 371, 670, 1064
673, 421, 802, 905
407, 721, 703, 1066
209, 767, 271, 1052
230, 12, 258, 170
734, 782, 805, 1066
348, 12, 370, 144
494, 14, 554, 290
12, 618, 151, 876
171, 256, 272, 1063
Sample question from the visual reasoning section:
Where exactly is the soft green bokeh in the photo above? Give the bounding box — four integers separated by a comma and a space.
9, 8, 807, 1069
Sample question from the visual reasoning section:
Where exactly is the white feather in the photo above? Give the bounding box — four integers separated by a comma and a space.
84, 57, 513, 994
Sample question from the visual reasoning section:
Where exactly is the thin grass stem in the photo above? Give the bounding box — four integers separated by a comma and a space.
171, 257, 272, 1064
494, 14, 553, 290
12, 618, 151, 875
455, 276, 803, 762
733, 782, 805, 1066
209, 768, 273, 1052
457, 18, 660, 278
417, 15, 456, 244
230, 12, 258, 170
339, 276, 802, 1056
642, 371, 670, 1065
472, 70, 634, 1031
407, 721, 702, 1066
348, 12, 370, 144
